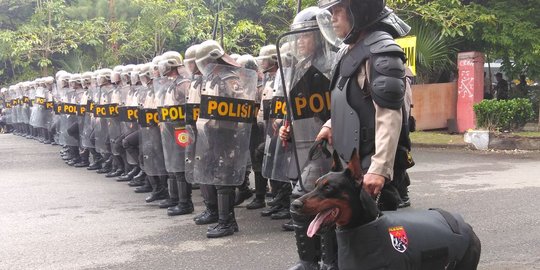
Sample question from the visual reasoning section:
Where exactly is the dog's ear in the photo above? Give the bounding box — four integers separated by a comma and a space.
331, 150, 344, 172
347, 149, 363, 184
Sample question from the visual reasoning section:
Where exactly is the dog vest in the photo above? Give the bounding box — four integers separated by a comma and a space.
336, 209, 471, 270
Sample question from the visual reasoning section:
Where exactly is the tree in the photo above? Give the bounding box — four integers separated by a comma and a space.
465, 0, 540, 79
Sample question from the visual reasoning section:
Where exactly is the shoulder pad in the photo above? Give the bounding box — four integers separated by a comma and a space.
365, 31, 405, 60
370, 53, 406, 110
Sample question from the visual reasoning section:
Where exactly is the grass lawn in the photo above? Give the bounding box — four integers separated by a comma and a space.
410, 131, 466, 145
411, 130, 540, 146
511, 131, 540, 138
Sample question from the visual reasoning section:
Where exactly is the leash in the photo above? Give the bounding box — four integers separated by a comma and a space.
375, 193, 381, 219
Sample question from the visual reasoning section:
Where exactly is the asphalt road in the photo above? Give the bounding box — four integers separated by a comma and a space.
0, 134, 539, 270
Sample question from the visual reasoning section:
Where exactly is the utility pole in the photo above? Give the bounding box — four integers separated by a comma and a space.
108, 0, 118, 53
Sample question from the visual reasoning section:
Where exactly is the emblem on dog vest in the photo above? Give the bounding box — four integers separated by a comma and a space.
389, 226, 408, 253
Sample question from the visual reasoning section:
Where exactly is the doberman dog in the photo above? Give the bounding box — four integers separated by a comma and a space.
291, 150, 481, 270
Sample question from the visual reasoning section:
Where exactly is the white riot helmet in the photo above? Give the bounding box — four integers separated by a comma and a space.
69, 74, 82, 88
111, 65, 123, 84
195, 40, 224, 72
57, 73, 71, 88
184, 44, 200, 75
55, 70, 68, 81
130, 65, 143, 85
121, 65, 135, 85
151, 55, 164, 78
257, 44, 278, 73
184, 45, 199, 64
230, 54, 241, 61
96, 69, 113, 86
158, 51, 183, 77
237, 54, 259, 72
139, 63, 154, 86
195, 40, 238, 75
44, 76, 55, 86
81, 72, 93, 88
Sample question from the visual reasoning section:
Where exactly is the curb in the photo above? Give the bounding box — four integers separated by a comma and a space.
412, 143, 469, 150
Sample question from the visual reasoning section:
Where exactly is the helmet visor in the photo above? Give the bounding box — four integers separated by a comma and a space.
316, 9, 343, 48
318, 0, 341, 9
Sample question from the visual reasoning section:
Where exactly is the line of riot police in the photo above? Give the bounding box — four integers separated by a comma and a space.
0, 2, 415, 268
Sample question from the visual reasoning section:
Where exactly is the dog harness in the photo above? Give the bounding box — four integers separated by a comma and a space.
336, 209, 472, 270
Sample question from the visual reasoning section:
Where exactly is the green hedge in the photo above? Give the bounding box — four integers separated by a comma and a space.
473, 98, 534, 131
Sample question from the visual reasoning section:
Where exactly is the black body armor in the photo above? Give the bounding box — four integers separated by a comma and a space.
331, 31, 410, 169
336, 209, 472, 270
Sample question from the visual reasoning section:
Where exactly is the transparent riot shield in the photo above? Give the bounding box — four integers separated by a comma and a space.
139, 82, 167, 176
107, 84, 126, 155
30, 86, 46, 128
42, 87, 54, 130
49, 84, 62, 141
10, 92, 19, 125
119, 85, 143, 165
268, 27, 336, 183
21, 89, 31, 125
94, 84, 114, 154
186, 64, 258, 186
262, 69, 292, 180
79, 88, 94, 148
158, 70, 191, 173
184, 74, 203, 184
29, 87, 40, 128
59, 88, 80, 147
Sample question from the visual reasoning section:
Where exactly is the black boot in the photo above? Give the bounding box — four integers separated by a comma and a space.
96, 155, 113, 174
282, 219, 294, 231
320, 230, 338, 270
271, 184, 292, 220
288, 213, 321, 270
261, 204, 284, 217
193, 205, 218, 225
87, 151, 104, 170
234, 171, 253, 206
168, 173, 194, 216
74, 148, 90, 167
268, 181, 292, 207
43, 130, 52, 144
194, 184, 218, 225
66, 148, 81, 166
62, 146, 79, 161
207, 188, 238, 238
106, 155, 124, 177
246, 172, 267, 209
159, 176, 179, 209
134, 176, 152, 193
397, 172, 411, 208
145, 176, 168, 203
118, 165, 140, 182
106, 168, 124, 178
128, 169, 146, 187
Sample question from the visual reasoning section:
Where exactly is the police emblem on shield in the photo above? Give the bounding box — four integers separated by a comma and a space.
175, 128, 190, 148
388, 226, 408, 253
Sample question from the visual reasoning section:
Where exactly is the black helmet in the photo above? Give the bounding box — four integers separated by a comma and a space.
291, 6, 321, 31
318, 0, 389, 44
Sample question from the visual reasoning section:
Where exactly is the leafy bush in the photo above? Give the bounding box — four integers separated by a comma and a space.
473, 98, 534, 131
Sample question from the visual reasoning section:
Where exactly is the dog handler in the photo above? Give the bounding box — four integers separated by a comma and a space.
280, 1, 414, 268
298, 0, 413, 209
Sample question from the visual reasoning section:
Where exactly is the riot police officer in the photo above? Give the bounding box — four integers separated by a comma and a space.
274, 6, 339, 270
155, 51, 195, 215
289, 1, 412, 269
314, 0, 412, 209
189, 40, 258, 238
